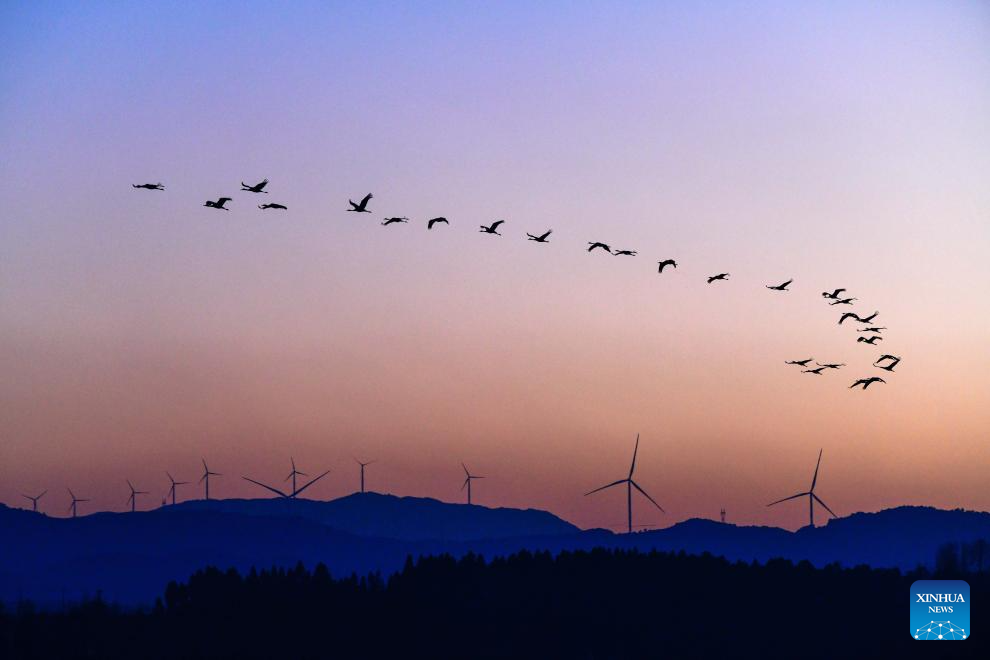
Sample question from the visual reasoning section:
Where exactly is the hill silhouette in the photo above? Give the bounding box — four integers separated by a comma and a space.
3, 549, 986, 659
174, 492, 579, 541
1, 497, 987, 605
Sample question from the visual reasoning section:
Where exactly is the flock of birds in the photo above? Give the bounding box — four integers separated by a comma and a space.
132, 180, 900, 391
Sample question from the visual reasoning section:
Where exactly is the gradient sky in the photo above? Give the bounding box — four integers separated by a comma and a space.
1, 1, 988, 531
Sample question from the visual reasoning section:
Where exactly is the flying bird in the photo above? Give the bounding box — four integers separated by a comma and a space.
613, 249, 637, 256
857, 327, 886, 333
766, 278, 793, 291
132, 183, 164, 190
850, 377, 885, 389
875, 359, 900, 372
347, 193, 373, 213
802, 367, 827, 375
241, 178, 269, 193
657, 259, 677, 273
258, 203, 287, 210
707, 273, 729, 283
815, 362, 845, 370
857, 311, 880, 324
204, 197, 232, 210
587, 242, 612, 253
527, 229, 552, 243
829, 297, 857, 306
785, 358, 814, 367
822, 288, 846, 299
381, 217, 408, 226
874, 354, 900, 365
480, 220, 505, 235
838, 312, 861, 325
857, 335, 882, 345
427, 217, 449, 230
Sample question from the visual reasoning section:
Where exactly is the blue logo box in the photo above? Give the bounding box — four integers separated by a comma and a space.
910, 580, 970, 640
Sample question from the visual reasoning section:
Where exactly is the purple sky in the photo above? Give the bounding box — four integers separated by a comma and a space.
1, 1, 988, 530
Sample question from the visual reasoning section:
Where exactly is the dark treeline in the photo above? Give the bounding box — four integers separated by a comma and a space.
2, 545, 985, 659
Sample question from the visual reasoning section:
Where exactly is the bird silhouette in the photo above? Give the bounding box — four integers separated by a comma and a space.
241, 178, 269, 193
657, 259, 677, 273
876, 359, 900, 372
204, 197, 232, 210
874, 354, 900, 365
857, 326, 886, 333
857, 335, 882, 345
838, 312, 862, 325
381, 217, 408, 226
857, 311, 880, 324
822, 288, 846, 299
527, 229, 552, 243
427, 217, 449, 230
613, 249, 637, 256
785, 358, 814, 367
815, 362, 845, 369
829, 297, 857, 306
347, 193, 373, 213
850, 377, 885, 389
766, 278, 793, 291
707, 273, 729, 283
480, 220, 505, 235
258, 203, 287, 210
132, 183, 164, 190
802, 367, 827, 375
587, 242, 611, 253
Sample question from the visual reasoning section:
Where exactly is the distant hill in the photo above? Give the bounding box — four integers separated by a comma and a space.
173, 492, 580, 541
0, 498, 986, 606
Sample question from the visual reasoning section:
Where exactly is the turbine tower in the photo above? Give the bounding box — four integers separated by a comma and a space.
584, 434, 664, 534
461, 463, 483, 505
199, 459, 221, 500
67, 489, 89, 518
166, 472, 188, 506
285, 457, 307, 495
126, 480, 148, 513
355, 458, 375, 494
22, 491, 47, 513
720, 507, 726, 524
766, 448, 837, 527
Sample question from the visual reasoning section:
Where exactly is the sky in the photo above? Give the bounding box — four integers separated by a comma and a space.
1, 1, 988, 531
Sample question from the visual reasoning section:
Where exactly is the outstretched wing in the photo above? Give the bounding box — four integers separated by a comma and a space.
490, 220, 504, 229
360, 193, 372, 206
539, 229, 553, 240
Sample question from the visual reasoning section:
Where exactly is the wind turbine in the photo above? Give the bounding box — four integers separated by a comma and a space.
67, 489, 89, 518
355, 458, 375, 494
243, 465, 330, 499
126, 480, 148, 513
199, 459, 221, 500
461, 463, 483, 505
766, 448, 837, 527
22, 491, 46, 513
285, 457, 307, 495
166, 472, 188, 505
584, 434, 664, 534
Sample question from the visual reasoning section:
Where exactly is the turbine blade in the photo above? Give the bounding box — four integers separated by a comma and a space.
39, 490, 47, 499
461, 477, 470, 491
766, 491, 808, 507
811, 448, 823, 491
812, 493, 838, 518
628, 433, 640, 479
630, 480, 664, 512
241, 476, 289, 498
198, 473, 206, 484
584, 479, 627, 496
293, 470, 330, 497
462, 463, 470, 477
